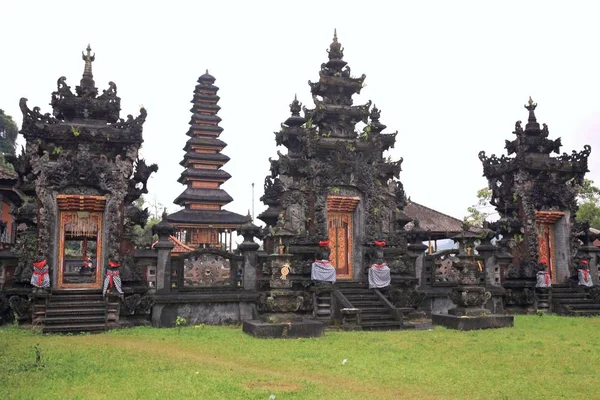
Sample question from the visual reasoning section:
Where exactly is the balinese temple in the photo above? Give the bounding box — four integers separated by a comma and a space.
167, 71, 246, 251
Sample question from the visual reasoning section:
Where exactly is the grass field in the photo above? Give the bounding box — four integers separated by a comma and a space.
1, 315, 599, 399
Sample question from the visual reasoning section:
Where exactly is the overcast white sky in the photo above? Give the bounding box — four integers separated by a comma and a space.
2, 1, 599, 229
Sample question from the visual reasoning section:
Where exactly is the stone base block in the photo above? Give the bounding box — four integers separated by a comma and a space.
432, 313, 514, 331
242, 319, 325, 338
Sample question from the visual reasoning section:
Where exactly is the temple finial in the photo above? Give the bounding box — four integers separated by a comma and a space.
524, 96, 540, 131
289, 94, 302, 116
82, 44, 95, 79
206, 69, 209, 74
327, 29, 344, 60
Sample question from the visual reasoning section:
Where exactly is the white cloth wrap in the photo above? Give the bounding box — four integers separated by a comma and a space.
30, 265, 50, 288
536, 271, 552, 288
368, 263, 391, 289
311, 260, 336, 283
578, 269, 593, 287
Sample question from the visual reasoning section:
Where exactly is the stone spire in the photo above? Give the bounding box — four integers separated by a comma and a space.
524, 96, 540, 132
79, 44, 96, 94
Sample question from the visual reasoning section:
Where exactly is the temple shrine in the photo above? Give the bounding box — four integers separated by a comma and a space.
0, 33, 599, 334
167, 71, 246, 251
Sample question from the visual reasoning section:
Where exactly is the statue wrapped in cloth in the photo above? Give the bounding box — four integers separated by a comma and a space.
536, 258, 552, 288
31, 254, 50, 290
311, 240, 336, 284
103, 257, 124, 297
368, 241, 391, 289
578, 259, 593, 287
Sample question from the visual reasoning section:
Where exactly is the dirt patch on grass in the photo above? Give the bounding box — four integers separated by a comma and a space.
79, 335, 435, 399
242, 381, 303, 392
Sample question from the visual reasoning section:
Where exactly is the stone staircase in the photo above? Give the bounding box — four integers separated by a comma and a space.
336, 281, 402, 331
551, 284, 600, 316
34, 290, 120, 334
314, 291, 332, 321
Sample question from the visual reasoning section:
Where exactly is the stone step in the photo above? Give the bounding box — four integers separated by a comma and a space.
42, 323, 106, 334
339, 288, 375, 294
570, 309, 600, 316
45, 315, 106, 324
566, 303, 600, 310
46, 307, 114, 316
552, 293, 588, 299
317, 303, 330, 308
316, 310, 331, 316
361, 314, 395, 321
551, 287, 583, 293
50, 294, 105, 302
361, 320, 403, 330
46, 301, 108, 308
553, 298, 595, 305
359, 310, 392, 317
349, 300, 383, 307
358, 307, 391, 313
343, 294, 379, 301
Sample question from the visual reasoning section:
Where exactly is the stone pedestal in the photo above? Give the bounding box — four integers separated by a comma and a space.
433, 283, 514, 331
242, 318, 325, 338
340, 307, 362, 331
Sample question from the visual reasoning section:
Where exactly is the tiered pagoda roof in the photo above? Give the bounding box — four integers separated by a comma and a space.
168, 71, 245, 227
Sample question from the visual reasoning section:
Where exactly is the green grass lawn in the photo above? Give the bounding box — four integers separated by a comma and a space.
1, 315, 599, 399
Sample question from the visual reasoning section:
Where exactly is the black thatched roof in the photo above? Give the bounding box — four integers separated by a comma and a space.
174, 188, 233, 206
167, 209, 247, 225
177, 169, 231, 184
183, 137, 226, 151
404, 200, 475, 239
180, 152, 230, 165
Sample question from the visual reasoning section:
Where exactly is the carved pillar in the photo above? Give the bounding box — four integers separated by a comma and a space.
407, 242, 428, 286
152, 211, 175, 294
238, 213, 261, 291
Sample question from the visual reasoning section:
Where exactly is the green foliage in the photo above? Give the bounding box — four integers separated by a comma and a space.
71, 126, 81, 137
175, 316, 187, 334
52, 146, 63, 155
464, 187, 493, 228
345, 142, 356, 152
576, 179, 600, 228
359, 124, 371, 142
303, 118, 313, 129
0, 109, 18, 157
1, 316, 600, 399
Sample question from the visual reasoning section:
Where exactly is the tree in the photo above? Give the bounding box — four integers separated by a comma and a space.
0, 109, 18, 157
575, 179, 600, 229
464, 187, 493, 228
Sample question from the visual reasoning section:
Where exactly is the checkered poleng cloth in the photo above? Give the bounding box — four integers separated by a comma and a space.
578, 269, 593, 287
103, 269, 124, 296
368, 263, 391, 289
311, 260, 336, 283
536, 271, 551, 288
31, 265, 50, 288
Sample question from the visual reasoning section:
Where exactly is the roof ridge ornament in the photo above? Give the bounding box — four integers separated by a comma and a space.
82, 44, 95, 80
327, 28, 344, 61
524, 96, 540, 131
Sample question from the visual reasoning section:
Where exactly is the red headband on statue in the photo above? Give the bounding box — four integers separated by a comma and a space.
374, 241, 386, 247
540, 258, 548, 265
581, 259, 589, 265
83, 257, 90, 262
319, 240, 330, 247
33, 259, 47, 268
109, 261, 120, 268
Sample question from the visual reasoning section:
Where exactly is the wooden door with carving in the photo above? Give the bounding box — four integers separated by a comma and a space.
537, 222, 556, 283
328, 211, 353, 279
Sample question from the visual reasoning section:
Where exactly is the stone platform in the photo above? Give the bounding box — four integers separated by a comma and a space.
432, 314, 514, 331
242, 319, 325, 338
